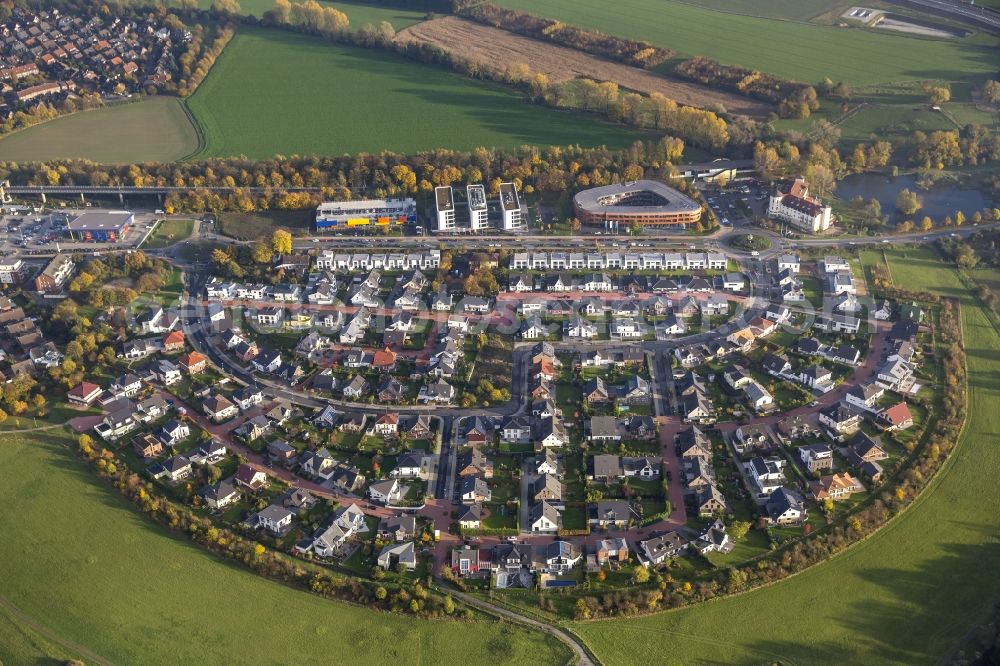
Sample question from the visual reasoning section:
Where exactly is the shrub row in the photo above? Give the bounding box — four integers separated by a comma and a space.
455, 1, 674, 69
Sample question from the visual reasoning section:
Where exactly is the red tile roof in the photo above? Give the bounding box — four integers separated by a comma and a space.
68, 381, 101, 399
881, 401, 913, 426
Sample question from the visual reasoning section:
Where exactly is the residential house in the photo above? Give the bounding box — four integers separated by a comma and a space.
378, 514, 417, 542
500, 415, 533, 444
616, 375, 651, 406
695, 484, 728, 517
544, 541, 583, 573
456, 448, 493, 479
400, 414, 433, 440
529, 501, 562, 533
162, 330, 185, 353
67, 381, 102, 406
594, 538, 629, 566
251, 348, 283, 374
809, 472, 864, 501
391, 451, 426, 479
677, 425, 712, 459
819, 403, 861, 434
204, 395, 238, 423
232, 386, 265, 412
233, 415, 271, 442
368, 479, 404, 505
799, 364, 834, 391
733, 423, 777, 455
876, 358, 913, 390
377, 542, 416, 570
267, 439, 298, 466
876, 401, 914, 432
583, 377, 611, 405
520, 316, 549, 340
587, 416, 623, 442
158, 418, 190, 448
132, 433, 164, 459
151, 456, 193, 483
341, 375, 368, 400
372, 347, 398, 373
299, 447, 337, 479
563, 317, 599, 339
845, 382, 885, 412
534, 416, 567, 448
329, 462, 366, 493
531, 474, 563, 503
639, 530, 688, 566
622, 456, 660, 479
745, 456, 787, 496
845, 432, 888, 466
246, 505, 295, 536
234, 464, 268, 491
110, 373, 143, 398
744, 381, 774, 412
589, 500, 632, 528
799, 443, 834, 473
200, 479, 240, 510
457, 503, 482, 529
460, 476, 491, 504
535, 449, 563, 476
765, 488, 806, 525
370, 412, 400, 437
590, 454, 623, 482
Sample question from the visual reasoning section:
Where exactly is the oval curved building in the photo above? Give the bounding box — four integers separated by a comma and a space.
573, 180, 702, 227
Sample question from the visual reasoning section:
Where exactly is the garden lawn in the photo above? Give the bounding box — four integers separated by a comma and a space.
575, 250, 1000, 666
0, 430, 571, 666
0, 97, 199, 163
493, 0, 999, 89
185, 26, 646, 159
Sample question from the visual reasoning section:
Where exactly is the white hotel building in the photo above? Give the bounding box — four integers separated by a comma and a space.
767, 177, 833, 233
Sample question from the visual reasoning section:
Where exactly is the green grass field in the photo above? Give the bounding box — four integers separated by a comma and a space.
199, 0, 427, 27
494, 0, 999, 89
0, 604, 73, 665
682, 0, 844, 20
574, 248, 1000, 665
0, 429, 571, 666
185, 26, 646, 159
142, 218, 196, 249
0, 96, 200, 164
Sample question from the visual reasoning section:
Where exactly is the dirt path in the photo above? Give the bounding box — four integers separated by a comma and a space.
396, 17, 771, 119
0, 594, 116, 666
445, 588, 596, 666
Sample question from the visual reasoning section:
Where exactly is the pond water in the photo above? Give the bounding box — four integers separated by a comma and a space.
836, 173, 989, 222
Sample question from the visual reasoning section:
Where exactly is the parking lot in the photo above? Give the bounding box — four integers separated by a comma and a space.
700, 180, 769, 228
0, 207, 162, 255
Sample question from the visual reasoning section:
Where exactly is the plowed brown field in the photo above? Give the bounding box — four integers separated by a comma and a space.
396, 17, 770, 118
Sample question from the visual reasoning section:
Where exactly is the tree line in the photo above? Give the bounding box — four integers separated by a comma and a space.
454, 1, 674, 69
1, 139, 699, 214
674, 56, 819, 119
